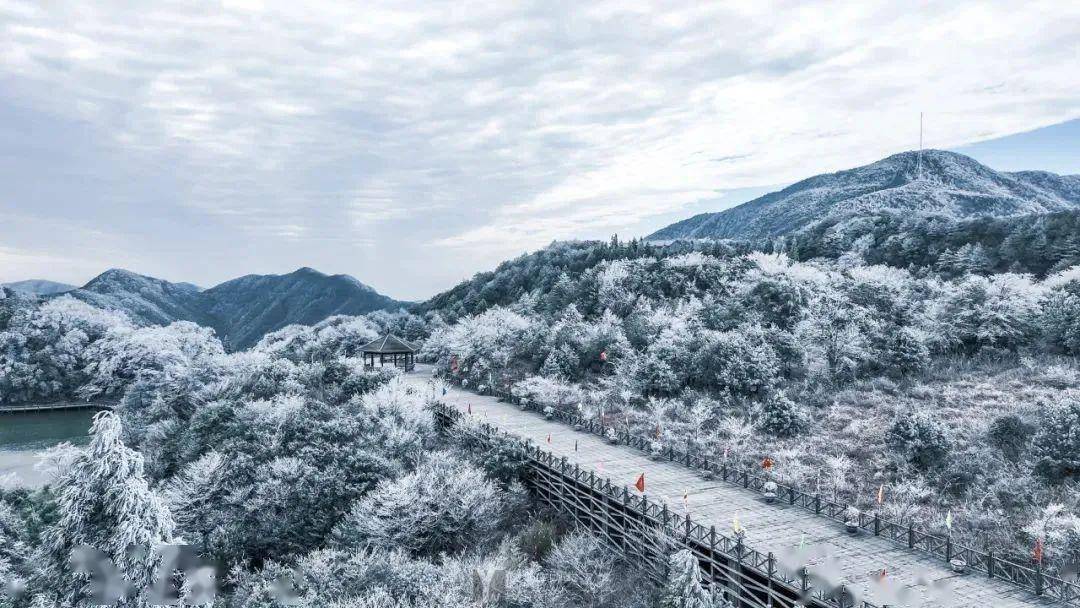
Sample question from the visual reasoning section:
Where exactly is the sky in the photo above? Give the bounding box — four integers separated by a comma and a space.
0, 1, 1078, 301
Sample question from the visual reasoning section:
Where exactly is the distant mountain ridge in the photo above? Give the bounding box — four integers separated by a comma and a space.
647, 150, 1080, 241
56, 267, 405, 350
1, 279, 76, 295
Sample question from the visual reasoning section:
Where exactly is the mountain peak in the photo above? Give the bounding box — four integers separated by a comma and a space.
647, 150, 1080, 242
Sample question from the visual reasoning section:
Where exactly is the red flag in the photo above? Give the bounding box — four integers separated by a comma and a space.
634, 473, 646, 493
762, 457, 774, 470
1034, 537, 1044, 564
599, 350, 608, 362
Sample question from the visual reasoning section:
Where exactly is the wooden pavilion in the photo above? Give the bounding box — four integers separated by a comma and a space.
360, 334, 417, 371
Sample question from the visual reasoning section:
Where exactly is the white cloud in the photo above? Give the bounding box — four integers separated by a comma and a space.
0, 0, 1077, 295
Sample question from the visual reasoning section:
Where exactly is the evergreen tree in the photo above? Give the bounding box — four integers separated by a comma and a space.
1031, 398, 1080, 483
661, 549, 730, 608
38, 411, 175, 605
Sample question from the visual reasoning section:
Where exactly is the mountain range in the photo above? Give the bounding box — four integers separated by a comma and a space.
647, 150, 1080, 241
41, 267, 405, 350
1, 279, 76, 296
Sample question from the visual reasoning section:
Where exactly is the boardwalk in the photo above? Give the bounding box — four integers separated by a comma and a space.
403, 367, 1059, 608
0, 402, 111, 414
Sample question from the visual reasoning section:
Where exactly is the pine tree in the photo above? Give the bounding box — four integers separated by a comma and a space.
38, 411, 175, 605
662, 549, 731, 608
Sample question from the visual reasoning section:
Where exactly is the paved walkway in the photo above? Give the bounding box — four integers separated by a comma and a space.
403, 367, 1059, 608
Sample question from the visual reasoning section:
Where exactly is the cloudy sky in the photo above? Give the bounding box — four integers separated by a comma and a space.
1, 1, 1078, 300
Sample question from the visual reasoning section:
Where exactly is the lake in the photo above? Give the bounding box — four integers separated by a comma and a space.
0, 407, 98, 488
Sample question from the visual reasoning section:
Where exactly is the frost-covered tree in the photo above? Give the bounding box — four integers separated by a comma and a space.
661, 549, 730, 608
0, 297, 132, 402
544, 532, 616, 608
333, 454, 505, 557
1031, 397, 1080, 483
1042, 282, 1080, 354
37, 411, 174, 605
752, 391, 804, 437
885, 410, 951, 471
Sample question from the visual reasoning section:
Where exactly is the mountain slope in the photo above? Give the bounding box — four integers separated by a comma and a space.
67, 269, 211, 327
55, 267, 405, 349
200, 267, 404, 349
647, 150, 1080, 241
1, 279, 76, 296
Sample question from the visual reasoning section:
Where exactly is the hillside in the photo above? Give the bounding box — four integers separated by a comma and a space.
67, 269, 212, 327
648, 150, 1080, 241
200, 267, 404, 349
56, 267, 406, 349
1, 279, 76, 295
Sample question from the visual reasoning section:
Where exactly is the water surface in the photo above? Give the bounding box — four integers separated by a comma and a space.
0, 407, 98, 488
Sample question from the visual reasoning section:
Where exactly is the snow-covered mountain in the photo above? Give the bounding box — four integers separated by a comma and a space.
1, 279, 76, 295
200, 267, 404, 349
58, 267, 406, 349
68, 269, 212, 327
647, 150, 1080, 241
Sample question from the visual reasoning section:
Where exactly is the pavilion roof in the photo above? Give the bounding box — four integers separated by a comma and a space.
359, 334, 417, 354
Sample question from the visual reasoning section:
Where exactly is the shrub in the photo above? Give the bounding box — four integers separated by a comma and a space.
1031, 398, 1080, 483
333, 454, 504, 556
752, 391, 804, 437
987, 415, 1034, 462
885, 410, 951, 470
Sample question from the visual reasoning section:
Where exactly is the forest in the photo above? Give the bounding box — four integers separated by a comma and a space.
419, 239, 1080, 578
2, 229, 1080, 605
0, 295, 728, 607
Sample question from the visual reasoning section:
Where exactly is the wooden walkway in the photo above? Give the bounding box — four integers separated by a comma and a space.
0, 402, 111, 414
404, 368, 1060, 608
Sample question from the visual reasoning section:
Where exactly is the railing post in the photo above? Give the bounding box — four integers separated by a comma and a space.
1036, 562, 1044, 595
742, 470, 749, 488
987, 550, 994, 579
814, 493, 821, 515
874, 513, 880, 536
946, 537, 952, 562
908, 523, 915, 549
766, 551, 776, 600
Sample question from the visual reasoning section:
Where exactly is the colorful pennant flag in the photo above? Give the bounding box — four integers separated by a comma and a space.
876, 484, 885, 505
634, 473, 646, 493
599, 350, 608, 362
762, 457, 774, 470
1034, 537, 1045, 564
732, 514, 742, 535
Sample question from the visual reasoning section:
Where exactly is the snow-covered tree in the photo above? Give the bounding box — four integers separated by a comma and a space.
333, 454, 505, 557
661, 549, 729, 608
1031, 397, 1080, 482
38, 411, 175, 605
885, 410, 951, 471
544, 532, 616, 608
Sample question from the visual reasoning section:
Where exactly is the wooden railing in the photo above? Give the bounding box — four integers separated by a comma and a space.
446, 375, 1080, 606
435, 402, 843, 608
